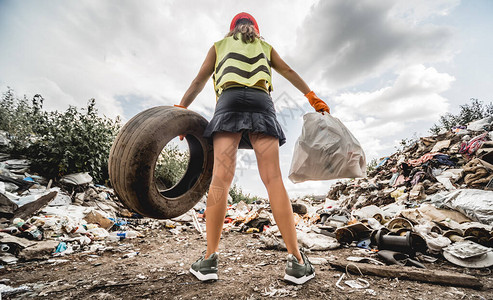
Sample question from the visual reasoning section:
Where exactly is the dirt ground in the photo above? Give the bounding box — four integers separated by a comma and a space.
1, 227, 492, 300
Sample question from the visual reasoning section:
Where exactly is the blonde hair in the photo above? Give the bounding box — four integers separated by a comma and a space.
226, 22, 261, 43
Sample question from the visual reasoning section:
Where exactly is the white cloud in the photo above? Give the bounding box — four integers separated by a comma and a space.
291, 0, 457, 89
0, 1, 466, 198
333, 65, 455, 160
391, 0, 461, 22
0, 0, 317, 120
334, 65, 454, 121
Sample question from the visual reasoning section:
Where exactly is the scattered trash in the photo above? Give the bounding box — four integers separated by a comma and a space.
0, 193, 18, 218
122, 252, 139, 259
443, 241, 493, 268
53, 242, 68, 254
0, 283, 31, 297
431, 189, 493, 224
370, 229, 427, 256
60, 172, 93, 185
261, 283, 300, 297
0, 253, 18, 264
335, 273, 346, 290
345, 278, 370, 289
108, 230, 142, 241
377, 250, 426, 269
83, 210, 114, 230
297, 232, 339, 251
346, 256, 385, 265
0, 119, 492, 296
309, 257, 328, 265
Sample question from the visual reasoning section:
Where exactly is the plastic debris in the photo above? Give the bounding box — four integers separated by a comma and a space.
431, 189, 493, 224
443, 241, 493, 268
0, 283, 30, 297
60, 172, 93, 185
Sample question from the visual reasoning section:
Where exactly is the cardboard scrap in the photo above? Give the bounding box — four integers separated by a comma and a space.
18, 240, 59, 260
0, 232, 37, 249
418, 204, 472, 224
13, 191, 58, 220
83, 210, 114, 230
431, 140, 451, 153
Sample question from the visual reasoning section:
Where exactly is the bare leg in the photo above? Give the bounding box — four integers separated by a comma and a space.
249, 132, 303, 263
205, 131, 242, 259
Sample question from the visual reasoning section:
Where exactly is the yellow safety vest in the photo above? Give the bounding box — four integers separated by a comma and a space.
213, 36, 273, 99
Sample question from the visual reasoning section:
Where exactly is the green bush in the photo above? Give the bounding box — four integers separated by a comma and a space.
0, 88, 120, 183
430, 98, 493, 134
0, 89, 45, 152
366, 158, 378, 173
394, 134, 419, 153
154, 144, 189, 189
228, 183, 259, 204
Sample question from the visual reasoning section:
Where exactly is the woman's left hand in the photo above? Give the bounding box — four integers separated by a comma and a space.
305, 91, 330, 114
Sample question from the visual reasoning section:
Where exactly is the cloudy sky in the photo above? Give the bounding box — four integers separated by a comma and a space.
1, 0, 492, 198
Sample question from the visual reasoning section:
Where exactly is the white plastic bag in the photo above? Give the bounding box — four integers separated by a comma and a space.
288, 112, 366, 183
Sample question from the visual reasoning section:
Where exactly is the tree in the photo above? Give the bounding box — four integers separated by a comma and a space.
1, 88, 121, 183
430, 98, 493, 134
154, 144, 189, 189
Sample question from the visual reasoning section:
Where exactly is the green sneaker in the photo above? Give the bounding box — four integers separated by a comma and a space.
284, 250, 315, 284
190, 252, 219, 281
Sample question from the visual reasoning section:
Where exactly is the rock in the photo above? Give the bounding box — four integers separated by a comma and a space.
0, 232, 37, 249
309, 257, 328, 265
291, 203, 307, 215
60, 172, 93, 185
0, 192, 18, 218
409, 183, 426, 200
18, 240, 59, 260
298, 231, 340, 251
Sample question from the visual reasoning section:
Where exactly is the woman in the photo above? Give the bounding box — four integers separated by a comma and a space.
174, 12, 329, 285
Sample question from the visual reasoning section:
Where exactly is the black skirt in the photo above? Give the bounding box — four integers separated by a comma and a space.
203, 86, 286, 149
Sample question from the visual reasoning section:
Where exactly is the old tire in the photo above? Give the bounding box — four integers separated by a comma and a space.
108, 106, 214, 219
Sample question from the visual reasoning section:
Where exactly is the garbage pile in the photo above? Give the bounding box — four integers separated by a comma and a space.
330, 118, 493, 210
0, 154, 194, 266
319, 116, 493, 270
2, 116, 493, 284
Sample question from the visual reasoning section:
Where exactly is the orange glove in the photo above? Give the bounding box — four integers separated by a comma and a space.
174, 104, 187, 140
305, 91, 330, 114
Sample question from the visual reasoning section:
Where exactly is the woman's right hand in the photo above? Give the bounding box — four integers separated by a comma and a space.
305, 91, 330, 114
174, 104, 187, 141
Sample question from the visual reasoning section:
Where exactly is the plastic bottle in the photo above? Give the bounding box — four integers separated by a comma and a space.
0, 227, 20, 235
22, 226, 44, 241
108, 230, 141, 240
70, 225, 87, 234
14, 221, 42, 240
12, 218, 25, 228
20, 223, 33, 231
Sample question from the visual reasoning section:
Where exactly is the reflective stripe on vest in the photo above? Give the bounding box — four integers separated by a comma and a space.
213, 36, 273, 98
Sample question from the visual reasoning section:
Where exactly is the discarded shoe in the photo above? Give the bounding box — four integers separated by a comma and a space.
190, 252, 219, 281
284, 250, 315, 285
377, 250, 426, 269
